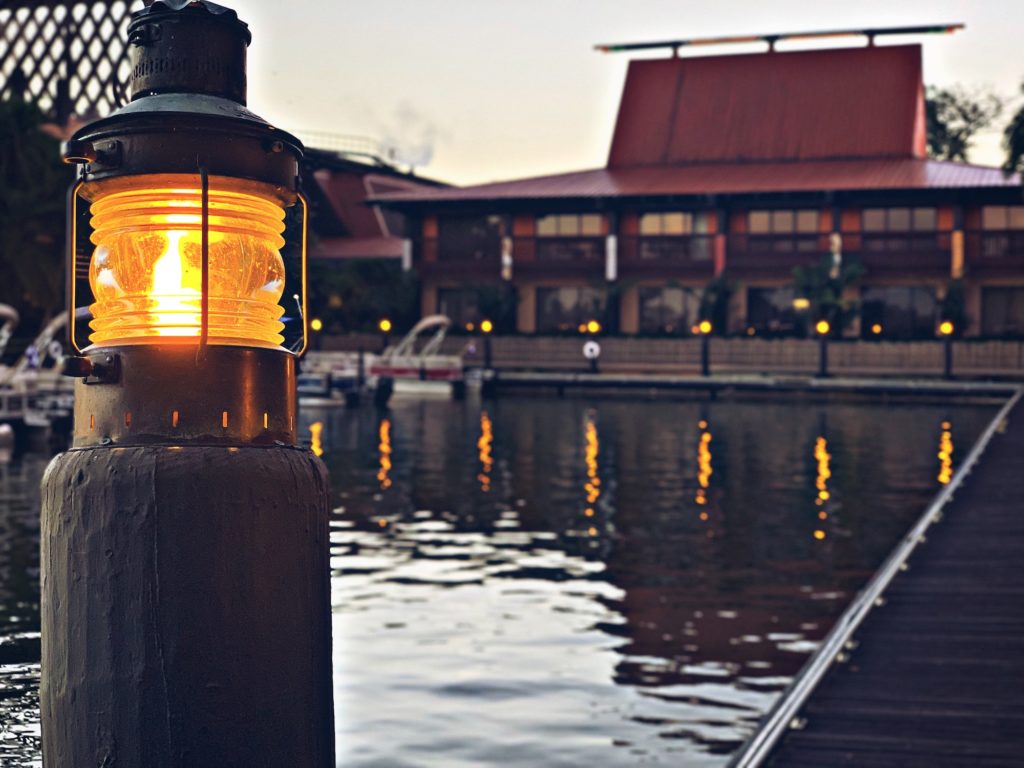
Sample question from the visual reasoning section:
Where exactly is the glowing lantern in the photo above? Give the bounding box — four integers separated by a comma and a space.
84, 177, 289, 348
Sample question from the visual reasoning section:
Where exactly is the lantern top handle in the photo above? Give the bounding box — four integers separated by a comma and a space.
129, 0, 253, 105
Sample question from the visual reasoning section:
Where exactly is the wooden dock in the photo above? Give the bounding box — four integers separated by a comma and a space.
731, 389, 1024, 767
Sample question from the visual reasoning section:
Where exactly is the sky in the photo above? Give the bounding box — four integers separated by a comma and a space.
238, 0, 1024, 186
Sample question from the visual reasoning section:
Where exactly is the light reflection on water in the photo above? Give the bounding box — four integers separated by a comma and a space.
311, 395, 993, 766
0, 395, 997, 766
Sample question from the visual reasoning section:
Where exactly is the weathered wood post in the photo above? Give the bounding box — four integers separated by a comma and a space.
41, 3, 334, 766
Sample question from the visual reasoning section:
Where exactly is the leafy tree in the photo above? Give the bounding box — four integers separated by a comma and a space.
925, 85, 1003, 162
792, 254, 864, 335
0, 99, 72, 332
1003, 82, 1024, 175
307, 259, 420, 334
698, 273, 736, 335
939, 278, 968, 336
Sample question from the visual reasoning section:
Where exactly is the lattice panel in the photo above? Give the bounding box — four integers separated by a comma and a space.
0, 1, 142, 122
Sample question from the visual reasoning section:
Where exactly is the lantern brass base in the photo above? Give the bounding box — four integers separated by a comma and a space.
40, 443, 335, 768
72, 345, 296, 448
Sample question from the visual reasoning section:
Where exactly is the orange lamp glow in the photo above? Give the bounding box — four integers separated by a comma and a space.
86, 175, 287, 348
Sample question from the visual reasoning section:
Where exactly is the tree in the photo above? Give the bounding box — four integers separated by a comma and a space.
792, 254, 864, 335
925, 85, 1003, 162
1003, 82, 1024, 175
698, 273, 736, 335
0, 98, 71, 331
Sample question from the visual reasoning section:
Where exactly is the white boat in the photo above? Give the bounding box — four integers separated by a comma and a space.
369, 315, 465, 398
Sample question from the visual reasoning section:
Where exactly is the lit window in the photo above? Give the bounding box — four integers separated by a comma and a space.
863, 207, 938, 232
982, 206, 1024, 230
536, 214, 604, 237
748, 209, 819, 234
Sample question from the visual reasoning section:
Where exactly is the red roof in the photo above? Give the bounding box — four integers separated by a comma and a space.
608, 45, 927, 167
372, 159, 1020, 203
310, 236, 405, 260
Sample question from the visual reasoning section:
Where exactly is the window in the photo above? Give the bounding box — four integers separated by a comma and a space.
536, 287, 606, 333
981, 206, 1024, 230
437, 216, 501, 261
862, 208, 937, 232
536, 214, 603, 237
438, 288, 483, 327
981, 288, 1024, 337
638, 287, 701, 334
747, 287, 799, 335
860, 286, 938, 339
639, 211, 711, 236
748, 209, 819, 234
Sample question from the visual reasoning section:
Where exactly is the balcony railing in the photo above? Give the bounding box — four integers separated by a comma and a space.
854, 233, 950, 274
534, 236, 605, 263
965, 230, 1024, 275
619, 235, 715, 276
726, 234, 825, 273
421, 238, 500, 275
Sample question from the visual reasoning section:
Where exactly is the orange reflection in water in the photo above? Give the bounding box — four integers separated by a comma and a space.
377, 418, 393, 489
584, 418, 601, 506
938, 420, 953, 485
477, 411, 494, 492
813, 436, 831, 540
309, 421, 324, 457
696, 421, 712, 511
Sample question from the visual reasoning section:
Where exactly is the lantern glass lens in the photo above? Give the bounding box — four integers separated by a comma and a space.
86, 175, 287, 348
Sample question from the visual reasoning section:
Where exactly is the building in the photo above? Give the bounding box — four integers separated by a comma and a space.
373, 33, 1024, 339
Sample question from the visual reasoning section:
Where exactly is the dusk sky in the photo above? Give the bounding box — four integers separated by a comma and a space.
239, 0, 1023, 185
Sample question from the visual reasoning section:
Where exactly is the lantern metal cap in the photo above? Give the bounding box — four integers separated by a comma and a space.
128, 0, 252, 104
63, 0, 302, 195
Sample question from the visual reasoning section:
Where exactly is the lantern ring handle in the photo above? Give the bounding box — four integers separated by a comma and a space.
66, 180, 86, 354
197, 162, 210, 365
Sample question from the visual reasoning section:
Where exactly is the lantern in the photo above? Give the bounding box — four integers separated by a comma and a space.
41, 3, 334, 766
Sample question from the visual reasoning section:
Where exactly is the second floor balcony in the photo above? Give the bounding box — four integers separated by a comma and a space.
618, 235, 715, 277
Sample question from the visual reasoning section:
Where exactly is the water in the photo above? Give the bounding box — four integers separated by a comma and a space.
0, 395, 999, 766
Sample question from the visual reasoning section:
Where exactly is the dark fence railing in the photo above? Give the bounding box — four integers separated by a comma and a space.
619, 235, 715, 276
965, 230, 1024, 267
534, 236, 605, 263
726, 234, 824, 272
854, 232, 950, 273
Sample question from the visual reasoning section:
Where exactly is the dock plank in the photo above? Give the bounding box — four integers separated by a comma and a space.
766, 401, 1024, 767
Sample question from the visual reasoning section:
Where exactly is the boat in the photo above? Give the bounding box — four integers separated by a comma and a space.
369, 315, 466, 398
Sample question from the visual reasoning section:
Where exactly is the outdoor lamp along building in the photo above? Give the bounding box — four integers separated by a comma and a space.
42, 2, 334, 766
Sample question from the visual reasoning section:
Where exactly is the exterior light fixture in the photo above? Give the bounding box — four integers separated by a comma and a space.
792, 297, 811, 311
42, 3, 334, 766
379, 317, 393, 333
815, 318, 831, 377
587, 319, 602, 334
310, 317, 324, 332
480, 318, 494, 371
938, 320, 955, 379
872, 323, 883, 335
697, 319, 713, 376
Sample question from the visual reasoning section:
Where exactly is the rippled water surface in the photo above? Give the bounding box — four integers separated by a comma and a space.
0, 394, 1000, 766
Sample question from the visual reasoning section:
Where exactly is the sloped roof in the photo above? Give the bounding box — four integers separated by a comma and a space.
608, 45, 927, 167
372, 159, 1020, 204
